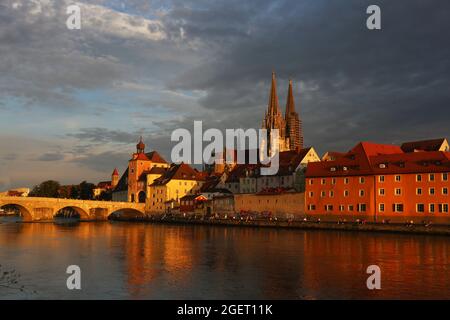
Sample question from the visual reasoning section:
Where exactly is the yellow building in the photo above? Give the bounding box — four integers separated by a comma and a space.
147, 163, 205, 212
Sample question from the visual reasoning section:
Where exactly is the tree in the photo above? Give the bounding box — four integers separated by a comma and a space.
98, 190, 112, 201
29, 180, 61, 198
70, 185, 81, 199
79, 181, 95, 200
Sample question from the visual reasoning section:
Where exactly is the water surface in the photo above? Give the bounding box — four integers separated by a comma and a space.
0, 220, 449, 299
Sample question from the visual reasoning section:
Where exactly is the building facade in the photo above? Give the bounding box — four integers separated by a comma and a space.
147, 163, 205, 212
305, 141, 450, 224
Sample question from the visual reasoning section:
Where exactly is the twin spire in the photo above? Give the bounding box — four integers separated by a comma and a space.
268, 72, 297, 118
263, 72, 303, 151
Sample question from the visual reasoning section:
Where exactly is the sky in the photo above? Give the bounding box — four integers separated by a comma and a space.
0, 0, 449, 189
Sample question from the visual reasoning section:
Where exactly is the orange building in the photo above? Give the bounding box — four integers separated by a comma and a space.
127, 137, 170, 203
305, 141, 450, 224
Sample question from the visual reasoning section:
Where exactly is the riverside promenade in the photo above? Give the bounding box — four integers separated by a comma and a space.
112, 215, 450, 236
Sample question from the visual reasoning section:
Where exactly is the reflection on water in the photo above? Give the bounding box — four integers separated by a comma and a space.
0, 220, 449, 299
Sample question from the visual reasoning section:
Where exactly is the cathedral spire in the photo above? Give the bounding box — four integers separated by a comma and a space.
285, 79, 295, 116
268, 71, 280, 116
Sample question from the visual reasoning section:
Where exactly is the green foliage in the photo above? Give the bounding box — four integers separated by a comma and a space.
29, 180, 61, 198
79, 181, 95, 200
98, 190, 112, 201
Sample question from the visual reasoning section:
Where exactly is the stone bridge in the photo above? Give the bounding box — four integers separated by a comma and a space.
0, 196, 146, 222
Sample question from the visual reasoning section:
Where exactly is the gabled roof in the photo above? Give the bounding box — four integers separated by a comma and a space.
401, 138, 447, 153
151, 163, 205, 186
146, 151, 168, 164
130, 150, 168, 163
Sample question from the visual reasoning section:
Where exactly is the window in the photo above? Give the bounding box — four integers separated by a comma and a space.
379, 188, 385, 196
309, 192, 314, 198
416, 174, 422, 182
329, 191, 334, 197
393, 203, 404, 212
307, 204, 316, 211
443, 188, 448, 195
344, 190, 349, 197
395, 188, 402, 196
429, 174, 435, 182
379, 175, 385, 182
339, 205, 345, 212
344, 178, 349, 184
429, 188, 435, 195
357, 204, 367, 212
359, 177, 365, 184
359, 190, 365, 197
416, 188, 422, 195
416, 204, 425, 213
443, 173, 448, 181
309, 179, 313, 185
321, 179, 326, 185
379, 203, 385, 212
325, 205, 333, 211
429, 204, 435, 213
395, 175, 401, 182
348, 205, 354, 211
331, 178, 336, 185
440, 204, 449, 213
321, 191, 326, 197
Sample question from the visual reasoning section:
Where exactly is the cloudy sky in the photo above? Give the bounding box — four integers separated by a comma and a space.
1, 0, 449, 189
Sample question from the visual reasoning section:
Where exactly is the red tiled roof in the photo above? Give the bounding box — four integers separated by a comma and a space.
97, 181, 112, 188
151, 163, 205, 186
401, 138, 447, 153
306, 141, 450, 177
370, 151, 450, 174
138, 167, 167, 181
146, 151, 168, 164
133, 152, 149, 161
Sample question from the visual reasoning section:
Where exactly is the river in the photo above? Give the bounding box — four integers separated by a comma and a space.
0, 219, 449, 299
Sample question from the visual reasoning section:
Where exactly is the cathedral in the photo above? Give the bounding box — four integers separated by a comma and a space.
262, 72, 303, 153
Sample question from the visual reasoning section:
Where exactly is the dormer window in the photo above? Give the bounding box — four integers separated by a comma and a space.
330, 167, 336, 172
379, 163, 386, 169
343, 167, 348, 171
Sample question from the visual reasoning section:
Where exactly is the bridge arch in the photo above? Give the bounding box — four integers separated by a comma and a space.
108, 207, 145, 220
0, 203, 33, 221
54, 206, 90, 220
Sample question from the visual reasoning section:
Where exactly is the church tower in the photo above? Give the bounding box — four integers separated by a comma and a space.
111, 168, 119, 188
262, 72, 289, 153
284, 79, 303, 150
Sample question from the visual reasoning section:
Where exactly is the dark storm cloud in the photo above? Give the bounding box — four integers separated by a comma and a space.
165, 0, 450, 153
